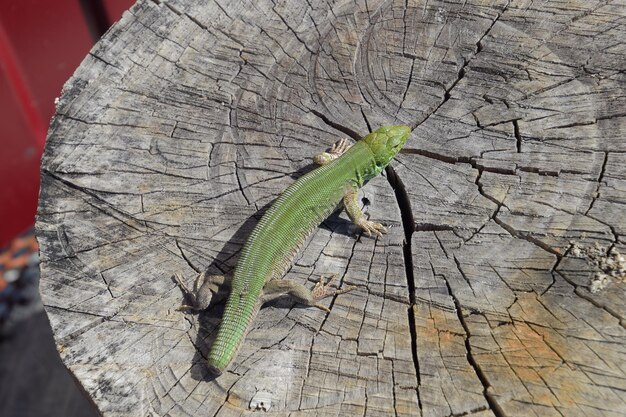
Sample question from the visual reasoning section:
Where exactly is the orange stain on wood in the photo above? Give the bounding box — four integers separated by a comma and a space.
438, 330, 456, 345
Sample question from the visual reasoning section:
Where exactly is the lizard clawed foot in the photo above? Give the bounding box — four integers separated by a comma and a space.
329, 137, 350, 155
173, 272, 201, 312
172, 271, 218, 311
173, 272, 190, 291
357, 219, 387, 238
311, 274, 356, 312
313, 138, 352, 165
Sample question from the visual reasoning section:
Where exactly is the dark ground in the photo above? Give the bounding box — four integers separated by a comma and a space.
0, 229, 100, 417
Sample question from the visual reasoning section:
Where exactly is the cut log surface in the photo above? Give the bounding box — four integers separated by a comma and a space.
36, 0, 625, 416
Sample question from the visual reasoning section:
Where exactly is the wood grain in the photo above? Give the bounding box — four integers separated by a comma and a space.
37, 0, 625, 416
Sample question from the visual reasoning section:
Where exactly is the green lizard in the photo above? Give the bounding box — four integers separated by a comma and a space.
174, 125, 411, 375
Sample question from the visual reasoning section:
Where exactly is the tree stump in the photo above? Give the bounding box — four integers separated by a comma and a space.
36, 0, 625, 416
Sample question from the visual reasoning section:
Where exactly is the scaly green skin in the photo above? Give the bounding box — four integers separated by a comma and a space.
207, 125, 411, 374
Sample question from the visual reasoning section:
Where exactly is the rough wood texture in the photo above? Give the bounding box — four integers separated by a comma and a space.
36, 0, 625, 416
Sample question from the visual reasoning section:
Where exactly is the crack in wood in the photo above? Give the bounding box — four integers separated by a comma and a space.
586, 151, 609, 215
384, 165, 422, 412
309, 108, 362, 141
512, 120, 522, 153
442, 277, 507, 417
175, 239, 201, 273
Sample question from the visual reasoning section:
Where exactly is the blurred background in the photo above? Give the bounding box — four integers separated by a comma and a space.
1, 0, 134, 247
0, 1, 133, 415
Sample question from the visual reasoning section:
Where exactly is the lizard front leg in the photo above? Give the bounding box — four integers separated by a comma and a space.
343, 189, 387, 237
313, 138, 351, 165
260, 274, 355, 312
173, 271, 230, 311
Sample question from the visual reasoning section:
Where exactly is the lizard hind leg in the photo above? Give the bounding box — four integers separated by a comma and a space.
172, 271, 229, 311
260, 274, 356, 313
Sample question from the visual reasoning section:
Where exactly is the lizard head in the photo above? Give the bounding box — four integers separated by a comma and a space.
361, 125, 411, 169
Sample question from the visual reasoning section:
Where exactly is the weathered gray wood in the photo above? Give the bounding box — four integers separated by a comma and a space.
36, 0, 625, 416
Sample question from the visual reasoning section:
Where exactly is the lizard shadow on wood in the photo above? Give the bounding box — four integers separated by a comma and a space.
179, 201, 266, 382
178, 129, 414, 381
180, 202, 363, 382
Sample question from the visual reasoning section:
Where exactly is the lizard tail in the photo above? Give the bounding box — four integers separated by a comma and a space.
207, 301, 261, 374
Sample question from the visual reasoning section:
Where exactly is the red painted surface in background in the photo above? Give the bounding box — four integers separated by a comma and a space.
0, 0, 134, 247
